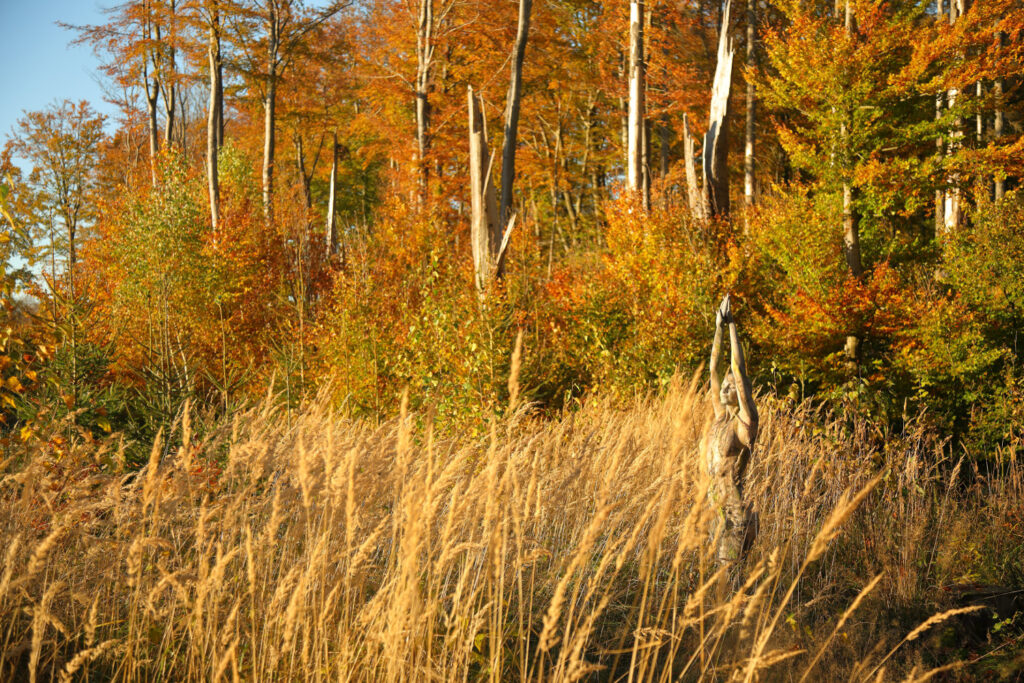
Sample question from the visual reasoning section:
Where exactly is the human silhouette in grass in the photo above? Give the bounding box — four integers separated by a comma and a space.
704, 294, 759, 575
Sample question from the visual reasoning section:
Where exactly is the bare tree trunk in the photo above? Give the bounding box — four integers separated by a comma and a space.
178, 88, 189, 154
626, 0, 645, 196
682, 113, 704, 219
415, 0, 434, 200
142, 2, 161, 187
933, 0, 945, 232
994, 31, 1005, 200
162, 67, 176, 148
935, 92, 945, 233
976, 81, 983, 147
581, 98, 596, 213
841, 0, 862, 363
156, 0, 177, 148
263, 72, 276, 221
258, 1, 286, 222
215, 53, 224, 148
975, 80, 986, 199
642, 117, 651, 211
145, 63, 160, 186
206, 1, 221, 229
943, 0, 964, 233
703, 0, 734, 217
468, 87, 501, 294
841, 0, 861, 280
499, 0, 532, 229
295, 134, 312, 209
327, 132, 339, 257
659, 119, 670, 180
743, 0, 757, 219
618, 51, 628, 173
842, 184, 862, 279
212, 0, 224, 150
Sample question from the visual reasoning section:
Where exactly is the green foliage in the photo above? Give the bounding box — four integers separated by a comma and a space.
945, 192, 1024, 328
903, 192, 1024, 453
317, 203, 519, 425
537, 197, 730, 398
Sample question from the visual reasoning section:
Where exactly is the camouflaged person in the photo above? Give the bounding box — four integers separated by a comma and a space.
702, 294, 759, 574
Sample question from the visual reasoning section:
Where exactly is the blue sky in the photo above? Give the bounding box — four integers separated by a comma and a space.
0, 0, 117, 142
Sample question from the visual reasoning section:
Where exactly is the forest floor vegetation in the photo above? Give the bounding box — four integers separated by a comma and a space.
1, 374, 1022, 681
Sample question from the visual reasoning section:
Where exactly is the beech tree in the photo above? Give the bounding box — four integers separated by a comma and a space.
7, 101, 105, 405
183, 0, 227, 228
626, 0, 646, 206
468, 0, 533, 295
498, 0, 533, 229
8, 101, 106, 283
230, 0, 348, 220
68, 0, 177, 186
744, 0, 757, 212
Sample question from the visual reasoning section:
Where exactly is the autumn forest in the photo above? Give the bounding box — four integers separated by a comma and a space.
1, 0, 1023, 679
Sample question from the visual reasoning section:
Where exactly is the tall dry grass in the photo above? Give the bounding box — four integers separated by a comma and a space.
0, 372, 1021, 681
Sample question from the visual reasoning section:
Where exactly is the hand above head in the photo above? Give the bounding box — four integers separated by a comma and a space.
718, 294, 733, 326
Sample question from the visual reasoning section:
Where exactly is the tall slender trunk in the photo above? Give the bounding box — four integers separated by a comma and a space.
841, 0, 861, 280
499, 0, 532, 229
842, 0, 862, 363
943, 0, 964, 233
659, 120, 669, 180
642, 118, 651, 211
626, 0, 645, 196
975, 80, 985, 198
258, 2, 282, 220
682, 113, 704, 218
206, 1, 221, 229
327, 132, 339, 257
842, 184, 861, 279
143, 1, 161, 187
935, 95, 945, 233
263, 74, 276, 221
743, 0, 757, 219
262, 7, 279, 222
468, 87, 500, 294
994, 31, 1005, 200
933, 0, 945, 232
295, 134, 312, 209
215, 54, 224, 148
179, 89, 189, 153
415, 0, 434, 200
156, 0, 177, 148
975, 82, 983, 147
145, 64, 160, 187
618, 51, 628, 171
162, 72, 176, 147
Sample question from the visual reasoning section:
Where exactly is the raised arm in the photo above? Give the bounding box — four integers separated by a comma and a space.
709, 301, 726, 418
728, 320, 757, 426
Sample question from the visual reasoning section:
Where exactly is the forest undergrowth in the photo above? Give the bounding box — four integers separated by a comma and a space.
1, 371, 1022, 682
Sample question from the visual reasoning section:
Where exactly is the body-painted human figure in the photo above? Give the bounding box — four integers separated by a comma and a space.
704, 294, 758, 569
